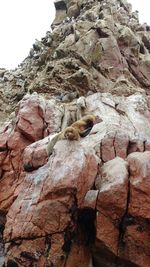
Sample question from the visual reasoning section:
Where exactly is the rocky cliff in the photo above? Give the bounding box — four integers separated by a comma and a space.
0, 0, 150, 266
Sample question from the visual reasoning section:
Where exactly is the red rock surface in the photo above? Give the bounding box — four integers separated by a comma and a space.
127, 151, 150, 219
0, 90, 149, 266
0, 86, 150, 266
95, 157, 128, 255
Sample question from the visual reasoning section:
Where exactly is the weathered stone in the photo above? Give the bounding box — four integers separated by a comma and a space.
96, 157, 129, 220
66, 243, 93, 267
101, 133, 116, 162
4, 140, 98, 241
127, 151, 150, 218
122, 224, 150, 267
81, 190, 98, 210
5, 237, 47, 267
95, 157, 129, 257
16, 94, 45, 141
23, 138, 48, 172
96, 212, 118, 255
114, 131, 129, 159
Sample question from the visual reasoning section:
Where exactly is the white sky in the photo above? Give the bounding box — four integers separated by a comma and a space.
128, 0, 150, 24
0, 0, 55, 69
0, 0, 149, 70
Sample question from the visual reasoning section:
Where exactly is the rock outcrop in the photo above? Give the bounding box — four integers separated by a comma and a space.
0, 0, 150, 267
1, 0, 150, 127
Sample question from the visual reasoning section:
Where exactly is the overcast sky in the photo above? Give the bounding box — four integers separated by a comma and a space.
0, 0, 149, 70
0, 0, 55, 69
128, 0, 150, 24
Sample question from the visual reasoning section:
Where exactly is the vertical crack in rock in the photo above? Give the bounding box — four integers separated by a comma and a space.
45, 235, 51, 257
61, 193, 78, 263
118, 168, 133, 257
61, 200, 97, 265
113, 131, 117, 158
77, 208, 96, 247
62, 225, 75, 255
0, 210, 6, 266
100, 141, 103, 164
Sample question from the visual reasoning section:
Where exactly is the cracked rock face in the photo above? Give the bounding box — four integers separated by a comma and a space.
1, 0, 150, 128
0, 0, 150, 267
0, 92, 150, 266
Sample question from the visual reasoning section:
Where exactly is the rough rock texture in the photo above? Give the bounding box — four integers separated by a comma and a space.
1, 0, 150, 128
0, 0, 150, 267
0, 92, 150, 267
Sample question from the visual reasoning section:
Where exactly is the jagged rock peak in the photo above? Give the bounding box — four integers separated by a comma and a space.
52, 0, 134, 27
0, 0, 150, 129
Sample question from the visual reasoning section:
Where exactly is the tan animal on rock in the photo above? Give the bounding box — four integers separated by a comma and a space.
47, 114, 96, 156
71, 114, 96, 137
